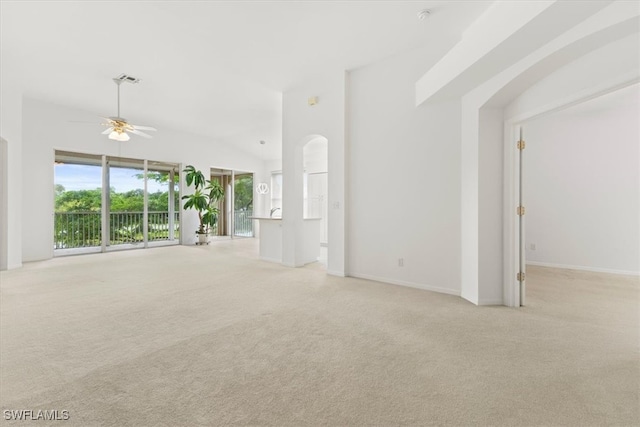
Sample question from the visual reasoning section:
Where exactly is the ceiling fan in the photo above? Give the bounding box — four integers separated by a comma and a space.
102, 74, 156, 141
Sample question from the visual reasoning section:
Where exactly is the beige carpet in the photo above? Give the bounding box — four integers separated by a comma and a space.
1, 239, 638, 426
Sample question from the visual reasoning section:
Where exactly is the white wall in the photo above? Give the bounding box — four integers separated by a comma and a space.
0, 137, 7, 270
0, 54, 23, 269
348, 45, 462, 295
478, 107, 504, 304
21, 97, 264, 262
523, 85, 639, 275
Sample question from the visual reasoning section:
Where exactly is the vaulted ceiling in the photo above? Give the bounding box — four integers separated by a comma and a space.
1, 1, 492, 159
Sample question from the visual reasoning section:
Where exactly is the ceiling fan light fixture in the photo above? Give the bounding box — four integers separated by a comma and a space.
109, 130, 129, 141
417, 9, 431, 21
101, 75, 155, 142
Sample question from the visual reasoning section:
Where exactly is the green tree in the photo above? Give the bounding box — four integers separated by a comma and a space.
234, 175, 253, 211
134, 171, 178, 185
110, 188, 144, 212
55, 188, 102, 212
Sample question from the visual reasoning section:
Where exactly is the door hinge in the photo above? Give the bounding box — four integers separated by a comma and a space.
517, 206, 525, 216
517, 272, 525, 282
517, 140, 526, 150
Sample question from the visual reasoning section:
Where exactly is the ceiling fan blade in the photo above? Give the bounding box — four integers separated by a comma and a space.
132, 125, 157, 131
129, 129, 153, 139
102, 127, 114, 135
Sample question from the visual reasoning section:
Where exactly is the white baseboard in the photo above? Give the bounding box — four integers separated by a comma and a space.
6, 262, 22, 270
349, 272, 460, 296
526, 261, 639, 277
327, 270, 345, 277
478, 299, 504, 306
260, 256, 282, 264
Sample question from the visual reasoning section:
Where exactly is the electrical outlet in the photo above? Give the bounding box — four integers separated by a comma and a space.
332, 201, 340, 209
529, 243, 536, 250
398, 258, 404, 267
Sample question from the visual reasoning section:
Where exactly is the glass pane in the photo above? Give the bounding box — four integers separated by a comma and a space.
270, 172, 282, 215
234, 173, 253, 237
54, 151, 103, 250
107, 157, 145, 248
209, 174, 226, 236
147, 161, 180, 243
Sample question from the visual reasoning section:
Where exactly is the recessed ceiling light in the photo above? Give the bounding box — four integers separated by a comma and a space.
417, 9, 431, 21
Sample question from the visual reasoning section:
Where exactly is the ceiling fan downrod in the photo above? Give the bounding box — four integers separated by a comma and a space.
114, 78, 122, 119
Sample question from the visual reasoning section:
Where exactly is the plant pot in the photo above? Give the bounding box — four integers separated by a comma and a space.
197, 233, 209, 245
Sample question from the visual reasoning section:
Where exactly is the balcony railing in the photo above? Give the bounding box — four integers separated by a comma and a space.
234, 210, 253, 237
54, 211, 180, 249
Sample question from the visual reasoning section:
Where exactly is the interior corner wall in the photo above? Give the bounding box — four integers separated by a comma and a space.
0, 59, 23, 269
523, 90, 640, 275
348, 46, 462, 295
460, 100, 480, 304
281, 72, 346, 274
478, 107, 504, 304
21, 97, 262, 261
0, 137, 8, 270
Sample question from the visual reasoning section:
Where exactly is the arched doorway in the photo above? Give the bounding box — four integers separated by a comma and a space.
303, 136, 329, 266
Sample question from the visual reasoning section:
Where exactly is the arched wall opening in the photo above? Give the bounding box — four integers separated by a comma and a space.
462, 19, 639, 306
303, 136, 329, 266
282, 134, 329, 268
499, 79, 640, 305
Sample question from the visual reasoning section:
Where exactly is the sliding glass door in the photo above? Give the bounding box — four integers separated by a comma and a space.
208, 168, 254, 238
234, 172, 253, 237
107, 156, 145, 249
54, 151, 103, 253
147, 161, 180, 244
54, 151, 180, 255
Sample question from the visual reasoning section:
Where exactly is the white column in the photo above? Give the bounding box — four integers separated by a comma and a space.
101, 155, 109, 252
143, 159, 148, 248
168, 169, 175, 241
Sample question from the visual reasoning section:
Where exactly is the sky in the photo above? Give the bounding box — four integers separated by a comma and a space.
55, 164, 168, 193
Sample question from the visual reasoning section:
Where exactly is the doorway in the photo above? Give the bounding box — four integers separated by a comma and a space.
302, 136, 328, 266
210, 168, 254, 239
522, 85, 639, 275
505, 82, 640, 306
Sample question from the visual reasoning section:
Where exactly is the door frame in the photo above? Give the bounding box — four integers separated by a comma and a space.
502, 74, 639, 307
209, 166, 256, 238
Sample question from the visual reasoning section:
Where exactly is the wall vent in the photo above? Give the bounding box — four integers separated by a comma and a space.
115, 74, 140, 84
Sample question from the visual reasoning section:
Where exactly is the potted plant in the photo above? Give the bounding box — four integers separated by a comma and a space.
181, 165, 224, 245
